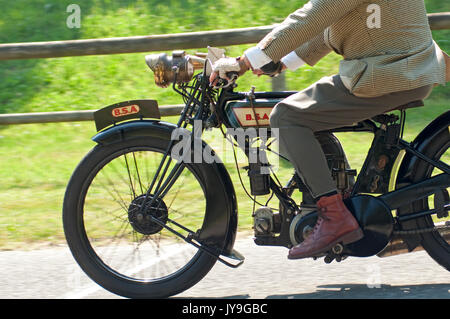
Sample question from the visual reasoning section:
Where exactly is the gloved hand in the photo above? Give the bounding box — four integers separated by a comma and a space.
259, 61, 285, 77
209, 57, 249, 88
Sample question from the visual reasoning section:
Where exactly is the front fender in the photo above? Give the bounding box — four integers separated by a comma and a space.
92, 119, 239, 256
92, 119, 176, 145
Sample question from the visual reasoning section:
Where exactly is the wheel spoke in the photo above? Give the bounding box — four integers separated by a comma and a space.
123, 152, 137, 198
78, 145, 208, 283
132, 152, 145, 194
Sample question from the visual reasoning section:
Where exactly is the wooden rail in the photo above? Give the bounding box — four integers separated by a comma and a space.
0, 13, 448, 61
0, 25, 274, 60
0, 105, 184, 125
0, 12, 449, 125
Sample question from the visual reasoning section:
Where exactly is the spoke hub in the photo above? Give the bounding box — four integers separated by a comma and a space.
128, 195, 168, 235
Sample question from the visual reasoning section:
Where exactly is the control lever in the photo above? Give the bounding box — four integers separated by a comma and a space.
213, 71, 239, 89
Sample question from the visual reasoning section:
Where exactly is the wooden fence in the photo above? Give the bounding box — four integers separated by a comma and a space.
0, 12, 449, 125
1, 13, 449, 61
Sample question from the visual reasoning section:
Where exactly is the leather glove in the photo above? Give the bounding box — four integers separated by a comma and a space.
260, 61, 284, 77
209, 57, 249, 87
212, 57, 248, 78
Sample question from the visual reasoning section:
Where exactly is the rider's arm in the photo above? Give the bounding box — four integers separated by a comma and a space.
245, 31, 332, 72
244, 47, 305, 71
292, 31, 332, 67
256, 0, 365, 62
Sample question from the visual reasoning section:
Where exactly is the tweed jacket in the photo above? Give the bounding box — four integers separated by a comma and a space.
256, 0, 448, 97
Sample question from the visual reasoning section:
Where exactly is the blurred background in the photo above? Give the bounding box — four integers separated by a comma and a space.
0, 0, 448, 250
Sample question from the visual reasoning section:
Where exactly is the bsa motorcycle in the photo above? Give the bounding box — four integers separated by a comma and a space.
63, 47, 449, 298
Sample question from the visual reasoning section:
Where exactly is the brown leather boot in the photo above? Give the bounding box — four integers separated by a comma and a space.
288, 193, 364, 259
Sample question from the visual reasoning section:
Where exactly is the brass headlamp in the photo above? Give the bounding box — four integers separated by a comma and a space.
145, 51, 205, 88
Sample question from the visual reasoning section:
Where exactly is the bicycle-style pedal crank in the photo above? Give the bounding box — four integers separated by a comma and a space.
323, 243, 348, 264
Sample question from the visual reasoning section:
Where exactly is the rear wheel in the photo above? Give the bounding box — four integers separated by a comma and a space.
398, 128, 450, 270
63, 136, 231, 298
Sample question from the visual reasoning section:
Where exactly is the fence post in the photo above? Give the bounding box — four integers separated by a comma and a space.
271, 73, 287, 91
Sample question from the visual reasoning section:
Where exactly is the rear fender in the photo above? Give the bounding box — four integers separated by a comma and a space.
394, 110, 450, 250
396, 110, 450, 186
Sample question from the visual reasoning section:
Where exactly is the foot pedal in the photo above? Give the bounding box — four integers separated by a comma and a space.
218, 249, 245, 268
324, 243, 347, 264
331, 243, 344, 255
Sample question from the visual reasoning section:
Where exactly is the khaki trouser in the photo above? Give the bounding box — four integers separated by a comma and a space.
269, 75, 434, 198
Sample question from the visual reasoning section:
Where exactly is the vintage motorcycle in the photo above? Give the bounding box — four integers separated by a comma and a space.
63, 48, 449, 298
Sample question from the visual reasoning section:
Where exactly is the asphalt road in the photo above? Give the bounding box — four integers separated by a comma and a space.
1, 234, 449, 299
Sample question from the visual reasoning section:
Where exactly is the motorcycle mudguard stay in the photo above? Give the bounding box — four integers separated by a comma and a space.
396, 110, 449, 185
393, 110, 450, 249
91, 118, 239, 257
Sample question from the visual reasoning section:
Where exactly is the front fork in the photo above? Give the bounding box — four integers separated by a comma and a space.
131, 121, 245, 268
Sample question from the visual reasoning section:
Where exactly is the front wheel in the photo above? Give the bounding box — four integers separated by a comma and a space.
63, 136, 232, 298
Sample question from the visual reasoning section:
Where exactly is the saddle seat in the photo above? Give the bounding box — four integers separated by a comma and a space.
388, 99, 424, 112
371, 100, 424, 124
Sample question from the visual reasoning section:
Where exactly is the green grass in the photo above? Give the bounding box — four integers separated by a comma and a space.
0, 0, 449, 249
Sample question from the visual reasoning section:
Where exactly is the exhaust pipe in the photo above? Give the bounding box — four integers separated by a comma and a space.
377, 235, 424, 257
377, 222, 450, 257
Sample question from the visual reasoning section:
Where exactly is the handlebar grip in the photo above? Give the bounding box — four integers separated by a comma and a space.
226, 72, 239, 82
215, 71, 239, 89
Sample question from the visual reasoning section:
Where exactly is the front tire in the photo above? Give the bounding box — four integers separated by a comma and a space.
63, 136, 232, 298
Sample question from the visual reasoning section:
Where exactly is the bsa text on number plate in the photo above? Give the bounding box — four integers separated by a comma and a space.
232, 107, 272, 127
112, 105, 140, 117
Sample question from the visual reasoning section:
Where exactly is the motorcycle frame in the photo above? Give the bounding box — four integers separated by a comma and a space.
92, 71, 449, 264
218, 89, 449, 194
214, 87, 449, 248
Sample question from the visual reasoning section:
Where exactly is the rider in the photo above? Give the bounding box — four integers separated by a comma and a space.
209, 0, 450, 259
